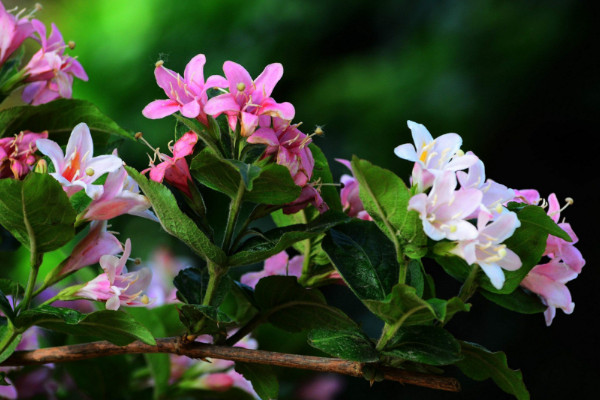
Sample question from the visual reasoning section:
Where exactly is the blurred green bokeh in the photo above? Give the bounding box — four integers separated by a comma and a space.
2, 1, 597, 399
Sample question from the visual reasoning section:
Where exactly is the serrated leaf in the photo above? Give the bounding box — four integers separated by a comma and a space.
456, 341, 530, 400
322, 219, 399, 301
126, 167, 226, 264
15, 306, 155, 346
308, 328, 379, 362
382, 325, 461, 366
235, 362, 279, 400
0, 173, 76, 253
309, 143, 342, 211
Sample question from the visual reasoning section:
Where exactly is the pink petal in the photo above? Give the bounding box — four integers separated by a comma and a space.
205, 74, 229, 89
180, 100, 201, 118
247, 128, 280, 147
240, 111, 259, 137
65, 122, 94, 164
172, 132, 198, 158
264, 251, 289, 273
143, 99, 181, 119
183, 54, 206, 94
260, 99, 295, 121
223, 61, 253, 94
254, 63, 283, 99
204, 93, 240, 117
393, 143, 417, 162
36, 138, 65, 172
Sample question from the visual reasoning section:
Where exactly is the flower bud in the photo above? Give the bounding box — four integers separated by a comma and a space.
34, 159, 48, 174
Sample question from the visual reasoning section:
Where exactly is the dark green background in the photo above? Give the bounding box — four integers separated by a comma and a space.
2, 0, 598, 399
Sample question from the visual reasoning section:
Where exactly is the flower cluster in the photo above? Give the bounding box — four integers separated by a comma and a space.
0, 3, 87, 104
0, 130, 47, 179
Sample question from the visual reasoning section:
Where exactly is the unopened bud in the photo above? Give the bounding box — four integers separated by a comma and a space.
134, 132, 144, 140
34, 159, 47, 174
236, 82, 246, 92
85, 167, 95, 176
68, 41, 76, 50
155, 60, 164, 68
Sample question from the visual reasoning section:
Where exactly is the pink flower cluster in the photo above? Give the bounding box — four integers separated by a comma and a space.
0, 130, 47, 179
142, 54, 326, 214
519, 193, 585, 325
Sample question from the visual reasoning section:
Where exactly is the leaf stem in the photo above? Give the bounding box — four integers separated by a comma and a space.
376, 305, 429, 351
459, 265, 480, 303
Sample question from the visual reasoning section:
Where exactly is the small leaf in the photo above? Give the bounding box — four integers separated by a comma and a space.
382, 325, 462, 366
322, 219, 399, 301
126, 167, 226, 264
0, 291, 14, 322
0, 173, 76, 253
190, 149, 245, 198
178, 304, 233, 336
229, 160, 261, 190
173, 267, 207, 305
456, 341, 530, 400
308, 328, 379, 362
235, 362, 279, 400
480, 288, 546, 314
15, 306, 155, 346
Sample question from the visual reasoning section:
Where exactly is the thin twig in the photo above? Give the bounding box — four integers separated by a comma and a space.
1, 337, 460, 392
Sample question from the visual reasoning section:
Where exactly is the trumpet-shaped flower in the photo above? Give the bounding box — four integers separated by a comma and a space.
0, 130, 47, 179
408, 171, 482, 241
204, 61, 295, 137
142, 55, 228, 125
336, 159, 372, 220
240, 251, 304, 288
23, 20, 88, 105
394, 121, 478, 190
144, 131, 197, 197
0, 3, 33, 65
450, 211, 522, 289
75, 239, 152, 310
36, 123, 123, 198
544, 193, 585, 273
83, 166, 155, 221
457, 155, 515, 219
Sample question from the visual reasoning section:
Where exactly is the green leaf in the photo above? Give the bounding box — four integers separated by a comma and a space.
309, 143, 342, 211
507, 202, 571, 241
0, 173, 76, 253
254, 276, 356, 332
126, 167, 226, 264
0, 322, 21, 364
382, 325, 462, 366
241, 143, 267, 164
234, 362, 279, 400
406, 258, 425, 297
308, 328, 379, 362
178, 304, 233, 336
0, 99, 134, 146
456, 341, 530, 400
190, 148, 245, 198
173, 114, 222, 155
15, 306, 155, 346
173, 267, 207, 305
244, 162, 301, 205
0, 280, 24, 298
229, 160, 261, 190
229, 210, 349, 267
322, 219, 399, 301
0, 291, 14, 322
480, 288, 546, 314
219, 281, 258, 324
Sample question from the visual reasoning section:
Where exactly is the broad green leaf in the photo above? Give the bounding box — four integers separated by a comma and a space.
219, 281, 258, 324
244, 163, 301, 205
126, 167, 226, 265
322, 219, 399, 301
406, 258, 425, 297
254, 276, 356, 332
308, 328, 379, 362
190, 148, 245, 198
178, 304, 233, 336
506, 202, 571, 241
309, 143, 342, 211
173, 267, 207, 305
0, 322, 21, 363
382, 325, 461, 366
0, 99, 134, 147
456, 341, 530, 400
480, 288, 546, 314
15, 306, 155, 346
0, 173, 76, 253
229, 210, 349, 267
234, 362, 279, 400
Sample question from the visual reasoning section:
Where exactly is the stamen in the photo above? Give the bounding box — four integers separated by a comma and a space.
85, 167, 95, 176
155, 60, 164, 68
237, 82, 246, 92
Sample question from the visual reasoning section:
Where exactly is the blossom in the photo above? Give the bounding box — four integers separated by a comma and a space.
23, 19, 88, 105
456, 155, 515, 219
512, 189, 541, 205
144, 131, 197, 197
36, 122, 123, 198
0, 3, 33, 65
544, 194, 585, 273
394, 121, 478, 190
335, 158, 372, 220
408, 171, 482, 241
204, 61, 295, 137
450, 211, 522, 289
282, 185, 328, 215
83, 166, 155, 221
0, 130, 47, 179
240, 251, 304, 288
75, 239, 152, 310
142, 55, 228, 125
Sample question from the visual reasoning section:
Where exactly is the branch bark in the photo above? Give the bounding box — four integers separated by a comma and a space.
1, 337, 460, 392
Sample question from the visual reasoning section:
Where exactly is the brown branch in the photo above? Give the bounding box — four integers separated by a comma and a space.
1, 337, 460, 392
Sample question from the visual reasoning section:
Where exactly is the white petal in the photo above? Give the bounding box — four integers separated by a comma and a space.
479, 263, 505, 289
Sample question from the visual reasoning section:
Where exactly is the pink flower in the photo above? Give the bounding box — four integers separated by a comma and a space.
57, 220, 123, 277
450, 211, 522, 289
75, 239, 152, 310
282, 185, 328, 215
36, 123, 123, 198
83, 166, 155, 221
241, 251, 304, 288
0, 130, 47, 179
247, 117, 315, 186
23, 20, 88, 105
335, 158, 372, 220
408, 171, 482, 241
142, 55, 228, 125
394, 121, 478, 191
144, 131, 197, 197
204, 61, 295, 137
0, 3, 33, 65
512, 189, 541, 205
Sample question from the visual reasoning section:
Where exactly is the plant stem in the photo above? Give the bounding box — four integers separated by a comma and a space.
0, 329, 19, 355
202, 261, 226, 307
221, 180, 245, 252
459, 265, 480, 303
18, 198, 43, 312
376, 305, 429, 351
1, 338, 461, 392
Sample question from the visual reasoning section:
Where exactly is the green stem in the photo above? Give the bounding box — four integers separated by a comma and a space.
398, 255, 408, 286
0, 329, 19, 356
459, 265, 480, 303
376, 305, 429, 351
222, 180, 245, 252
202, 261, 226, 307
18, 192, 43, 312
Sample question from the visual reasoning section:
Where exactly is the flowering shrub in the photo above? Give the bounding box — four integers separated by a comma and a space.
0, 3, 586, 400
